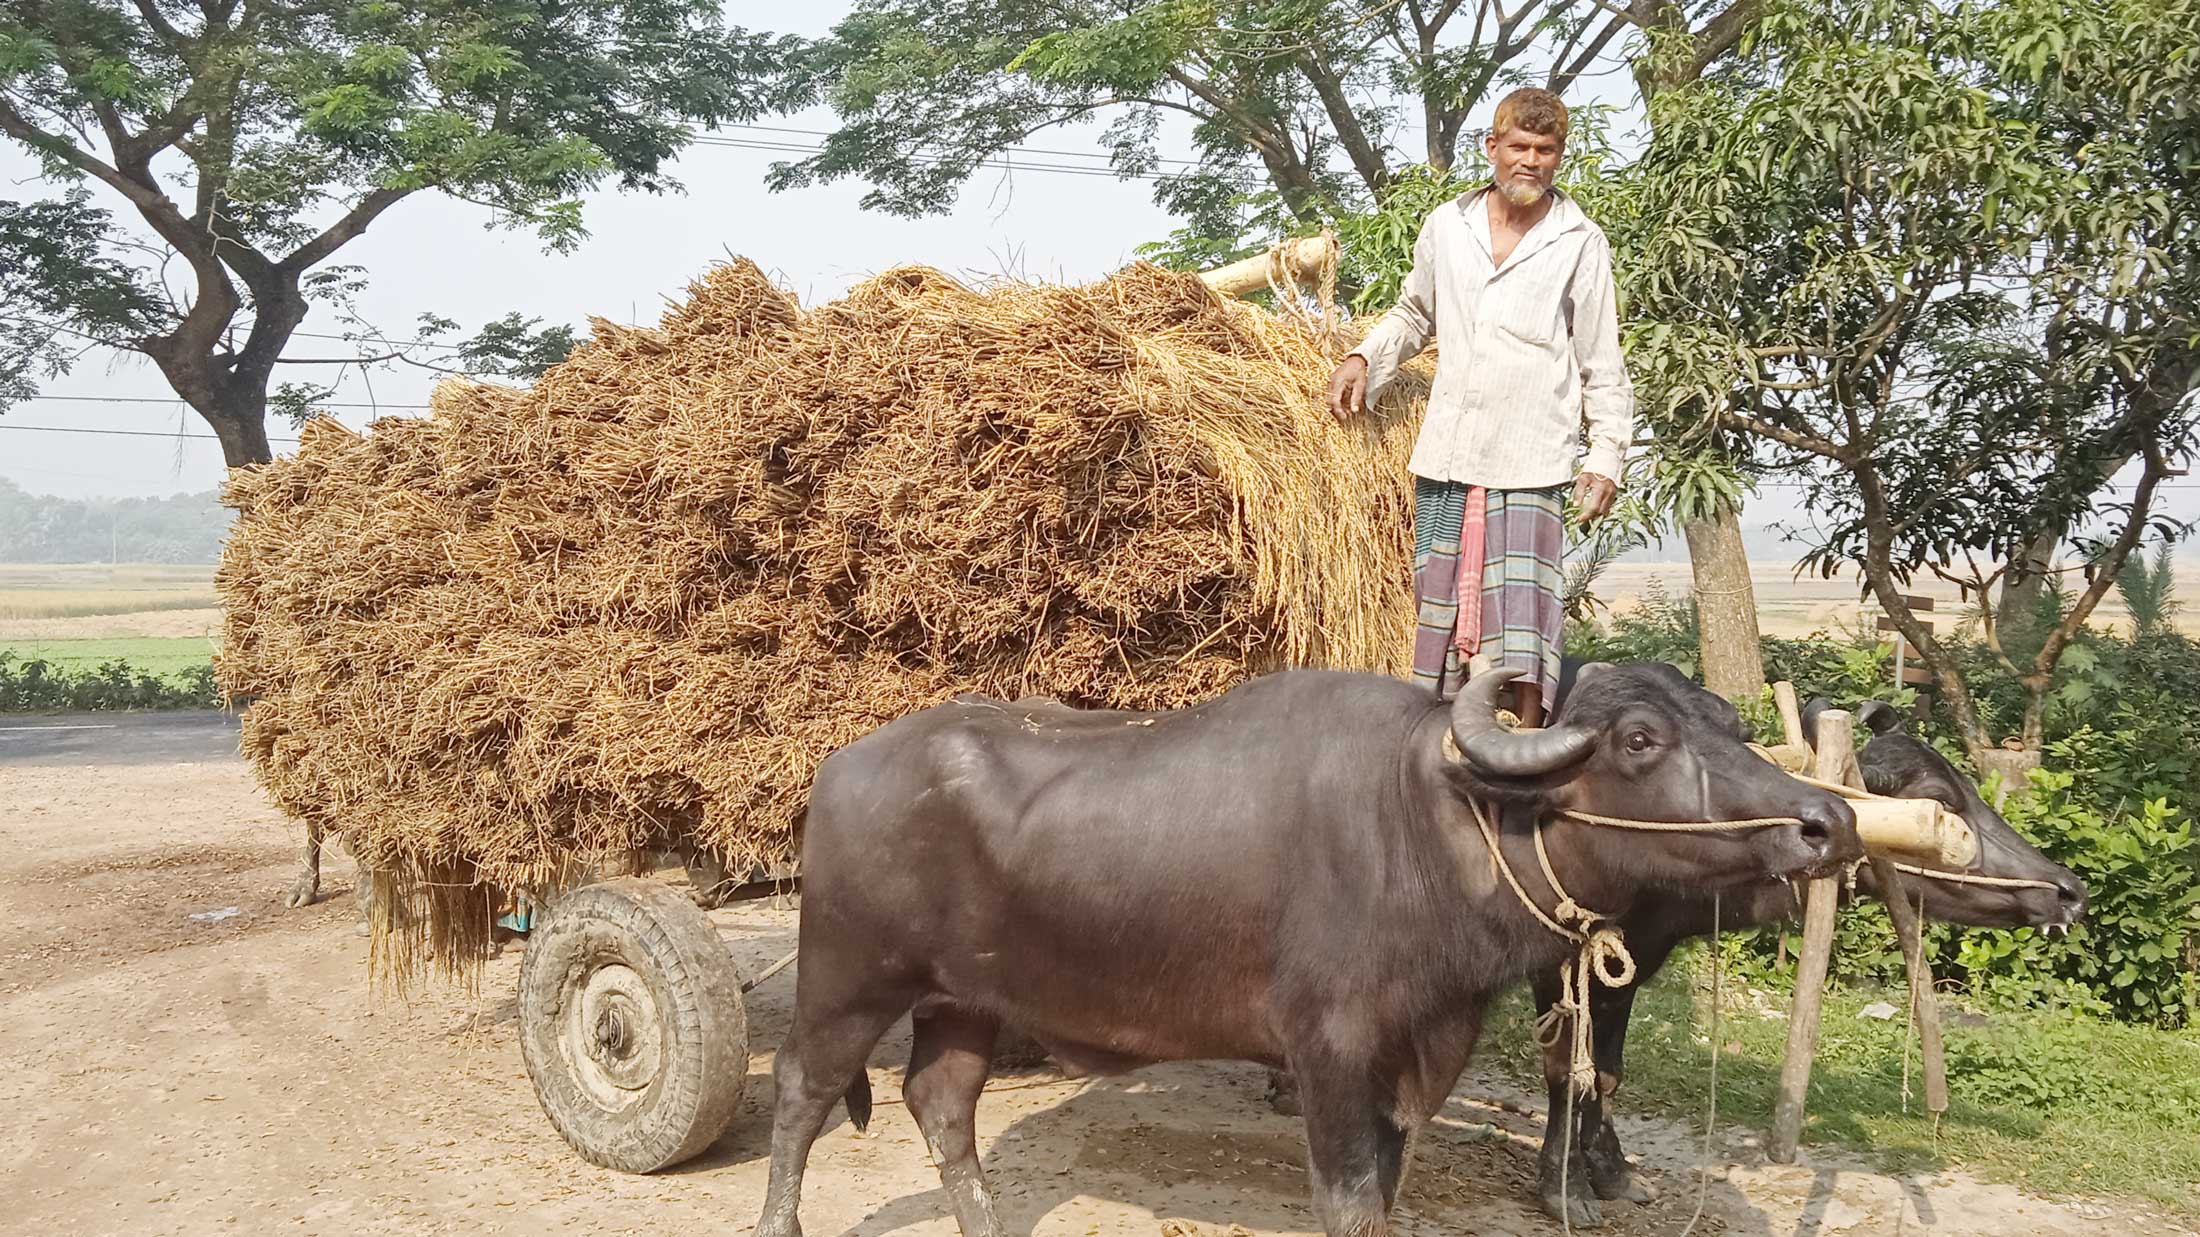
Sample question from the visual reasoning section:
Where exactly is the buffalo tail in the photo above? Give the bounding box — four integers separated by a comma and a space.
845, 1071, 873, 1133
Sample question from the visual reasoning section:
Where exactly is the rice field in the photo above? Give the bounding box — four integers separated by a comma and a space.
0, 563, 219, 622
0, 564, 221, 676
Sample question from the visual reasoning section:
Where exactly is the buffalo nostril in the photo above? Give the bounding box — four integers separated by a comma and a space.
1796, 818, 1833, 854
2058, 881, 2087, 914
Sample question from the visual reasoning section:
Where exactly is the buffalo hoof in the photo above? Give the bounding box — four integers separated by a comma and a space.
283, 871, 320, 909
1539, 1182, 1603, 1229
1592, 1162, 1658, 1204
1263, 1069, 1301, 1117
1540, 1155, 1604, 1229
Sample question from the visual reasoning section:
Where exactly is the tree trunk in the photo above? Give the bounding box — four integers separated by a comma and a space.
1633, 7, 1776, 707
1997, 526, 2059, 623
202, 399, 275, 467
142, 348, 278, 468
1683, 505, 1767, 700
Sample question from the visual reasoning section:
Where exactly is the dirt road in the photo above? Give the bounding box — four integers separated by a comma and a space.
1, 757, 2186, 1237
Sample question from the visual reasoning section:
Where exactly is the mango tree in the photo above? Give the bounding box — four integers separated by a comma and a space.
1610, 0, 2200, 768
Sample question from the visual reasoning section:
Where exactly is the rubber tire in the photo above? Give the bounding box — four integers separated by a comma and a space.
519, 877, 750, 1172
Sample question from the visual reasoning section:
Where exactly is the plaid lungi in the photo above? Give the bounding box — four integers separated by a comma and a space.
1412, 477, 1566, 698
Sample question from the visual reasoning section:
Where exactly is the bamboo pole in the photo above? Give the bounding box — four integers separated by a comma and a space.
1197, 232, 1338, 299
1770, 706, 1851, 1163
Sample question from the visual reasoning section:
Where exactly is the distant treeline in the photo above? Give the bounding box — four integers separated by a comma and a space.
0, 478, 230, 563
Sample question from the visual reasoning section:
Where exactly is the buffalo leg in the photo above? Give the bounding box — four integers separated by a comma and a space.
755, 991, 909, 1237
1581, 931, 1679, 1206
904, 1007, 1005, 1237
1584, 979, 1656, 1205
284, 819, 322, 908
1296, 1061, 1412, 1237
1531, 970, 1601, 1229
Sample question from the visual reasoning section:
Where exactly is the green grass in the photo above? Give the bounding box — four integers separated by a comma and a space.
1479, 955, 2200, 1215
0, 636, 215, 678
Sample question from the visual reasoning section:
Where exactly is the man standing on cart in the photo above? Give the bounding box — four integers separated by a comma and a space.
1328, 87, 1633, 727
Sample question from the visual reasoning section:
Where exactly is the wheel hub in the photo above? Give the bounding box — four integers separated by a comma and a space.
564, 962, 664, 1108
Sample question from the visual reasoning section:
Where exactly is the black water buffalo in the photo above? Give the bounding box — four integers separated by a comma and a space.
754, 665, 1862, 1237
1528, 668, 2087, 1227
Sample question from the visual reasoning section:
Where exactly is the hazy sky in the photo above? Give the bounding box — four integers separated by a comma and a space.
2, 3, 2187, 547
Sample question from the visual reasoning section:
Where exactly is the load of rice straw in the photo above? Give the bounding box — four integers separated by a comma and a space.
216, 256, 1429, 978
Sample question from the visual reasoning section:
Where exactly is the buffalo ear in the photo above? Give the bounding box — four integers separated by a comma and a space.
1550, 658, 1614, 722
1855, 699, 1903, 735
1799, 697, 1831, 749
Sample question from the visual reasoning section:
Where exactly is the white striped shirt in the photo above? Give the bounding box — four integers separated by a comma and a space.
1350, 186, 1634, 490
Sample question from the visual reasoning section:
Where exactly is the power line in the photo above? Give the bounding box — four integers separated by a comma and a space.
20, 393, 430, 410
690, 135, 1156, 180
716, 122, 1213, 170
8, 421, 2200, 493
1, 423, 305, 445
688, 132, 1248, 185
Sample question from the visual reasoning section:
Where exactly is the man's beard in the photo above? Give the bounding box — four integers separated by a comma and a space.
1499, 175, 1549, 207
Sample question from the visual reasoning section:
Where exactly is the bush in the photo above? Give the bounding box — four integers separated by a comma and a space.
1957, 765, 2200, 1026
0, 652, 220, 711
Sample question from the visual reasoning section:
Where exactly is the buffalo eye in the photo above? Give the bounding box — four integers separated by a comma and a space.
1625, 730, 1654, 754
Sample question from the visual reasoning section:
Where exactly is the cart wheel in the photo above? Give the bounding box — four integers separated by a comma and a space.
519, 877, 750, 1172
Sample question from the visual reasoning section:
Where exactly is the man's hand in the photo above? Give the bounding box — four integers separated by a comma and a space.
1327, 355, 1369, 421
1571, 472, 1618, 526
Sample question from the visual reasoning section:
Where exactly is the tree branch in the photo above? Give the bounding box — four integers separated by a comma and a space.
280, 187, 413, 274
132, 0, 191, 45
1550, 13, 1633, 96
1164, 69, 1322, 218
2031, 441, 2171, 683
1688, 0, 1766, 79
0, 98, 153, 211
1718, 410, 1849, 461
1296, 50, 1391, 195
0, 96, 245, 360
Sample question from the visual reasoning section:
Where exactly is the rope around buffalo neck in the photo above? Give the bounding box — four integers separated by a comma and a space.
1558, 808, 1810, 832
1470, 797, 1619, 1237
1460, 773, 1810, 1095
1462, 782, 1805, 1237
1467, 798, 1631, 1102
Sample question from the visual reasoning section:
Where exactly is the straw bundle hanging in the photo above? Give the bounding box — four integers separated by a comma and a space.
216, 256, 1428, 978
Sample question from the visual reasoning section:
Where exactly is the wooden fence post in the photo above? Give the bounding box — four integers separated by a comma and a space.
1769, 706, 1851, 1162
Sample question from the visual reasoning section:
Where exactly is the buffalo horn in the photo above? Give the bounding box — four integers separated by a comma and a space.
1448, 667, 1598, 778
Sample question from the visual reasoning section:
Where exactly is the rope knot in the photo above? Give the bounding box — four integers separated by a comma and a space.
1534, 999, 1573, 1050
1586, 926, 1637, 987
